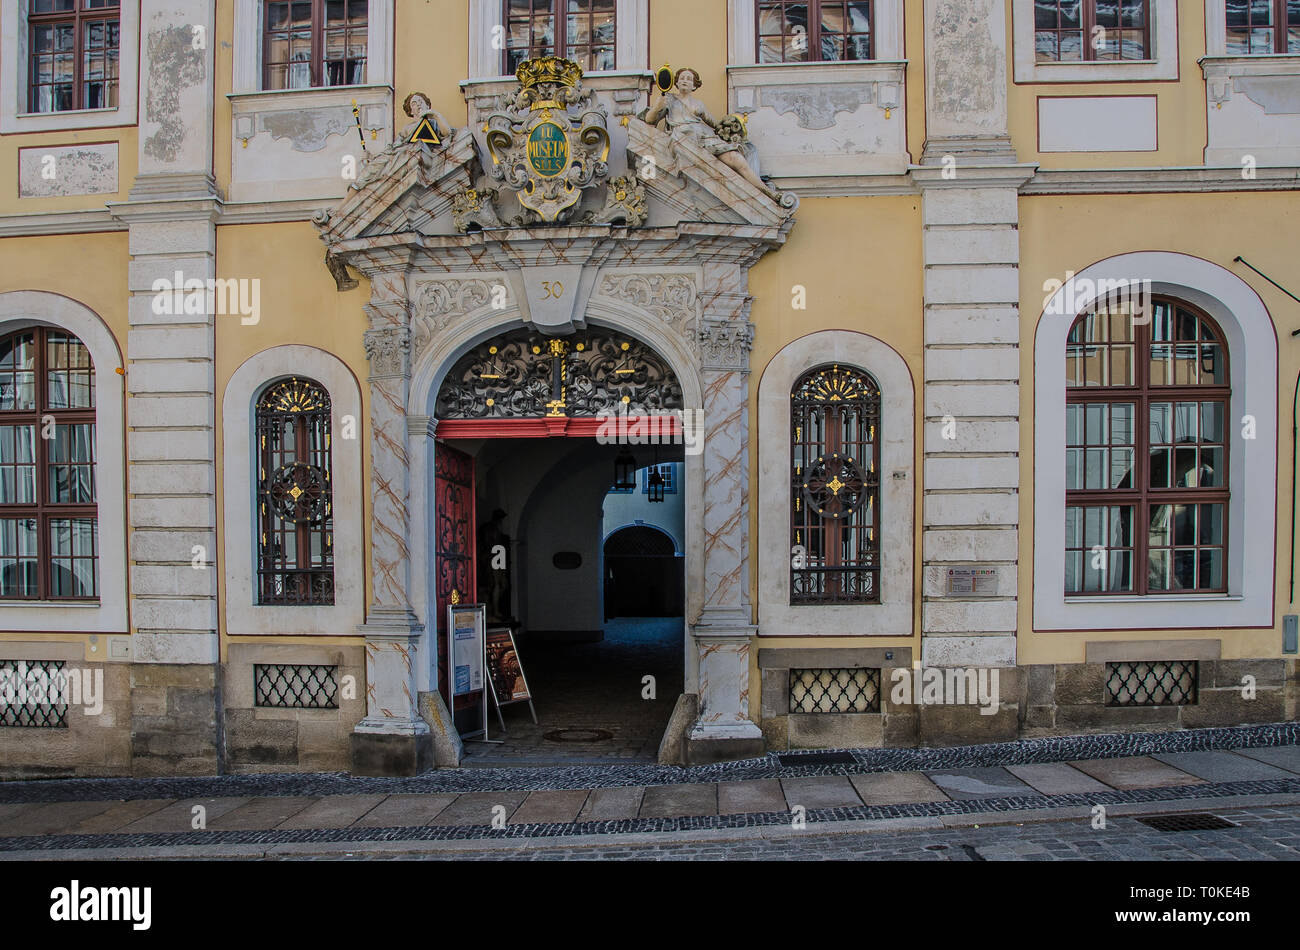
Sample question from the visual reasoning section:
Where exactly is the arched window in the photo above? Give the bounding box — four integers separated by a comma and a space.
1065, 297, 1229, 594
0, 327, 97, 600
255, 377, 334, 605
790, 364, 881, 604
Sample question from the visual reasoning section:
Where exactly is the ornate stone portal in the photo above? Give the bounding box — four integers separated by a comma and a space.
316, 58, 797, 774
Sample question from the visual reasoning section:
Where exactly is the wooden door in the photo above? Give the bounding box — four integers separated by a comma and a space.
434, 443, 476, 707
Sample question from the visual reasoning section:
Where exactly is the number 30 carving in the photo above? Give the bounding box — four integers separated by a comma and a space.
541, 281, 564, 299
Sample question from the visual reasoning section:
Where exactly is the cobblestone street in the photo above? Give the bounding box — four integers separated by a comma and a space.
285, 803, 1300, 860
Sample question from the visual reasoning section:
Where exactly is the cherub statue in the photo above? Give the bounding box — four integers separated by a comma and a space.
399, 91, 453, 144
642, 67, 774, 197
350, 91, 454, 191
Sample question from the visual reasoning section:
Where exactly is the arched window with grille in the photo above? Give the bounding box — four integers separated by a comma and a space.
255, 377, 334, 605
0, 327, 97, 600
790, 364, 881, 604
1065, 297, 1229, 595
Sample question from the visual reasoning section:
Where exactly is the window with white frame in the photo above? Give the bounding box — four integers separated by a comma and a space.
1013, 0, 1176, 82
232, 0, 392, 94
1034, 0, 1151, 61
1033, 252, 1276, 632
1, 0, 139, 133
729, 0, 901, 63
1225, 0, 1300, 53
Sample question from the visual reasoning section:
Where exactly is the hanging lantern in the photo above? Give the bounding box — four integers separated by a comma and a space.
647, 465, 666, 504
613, 449, 637, 490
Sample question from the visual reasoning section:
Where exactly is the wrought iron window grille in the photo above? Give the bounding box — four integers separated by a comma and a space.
789, 667, 882, 714
0, 659, 69, 727
1104, 660, 1198, 706
254, 663, 339, 709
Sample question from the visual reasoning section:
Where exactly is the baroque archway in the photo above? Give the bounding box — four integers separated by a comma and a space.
316, 56, 797, 772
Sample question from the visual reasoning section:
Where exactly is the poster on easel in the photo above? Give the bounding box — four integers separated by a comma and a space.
484, 627, 538, 730
447, 603, 487, 740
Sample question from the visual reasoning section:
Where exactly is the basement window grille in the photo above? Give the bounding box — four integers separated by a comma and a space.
1137, 813, 1236, 832
0, 660, 69, 727
789, 667, 881, 714
254, 664, 339, 709
1104, 660, 1198, 707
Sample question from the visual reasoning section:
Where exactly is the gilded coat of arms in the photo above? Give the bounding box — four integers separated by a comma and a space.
483, 57, 612, 224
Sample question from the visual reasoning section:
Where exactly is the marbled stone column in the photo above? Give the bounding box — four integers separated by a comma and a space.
689, 263, 763, 752
352, 275, 431, 773
113, 0, 221, 776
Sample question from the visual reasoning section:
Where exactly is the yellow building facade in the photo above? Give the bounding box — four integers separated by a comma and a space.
0, 0, 1296, 777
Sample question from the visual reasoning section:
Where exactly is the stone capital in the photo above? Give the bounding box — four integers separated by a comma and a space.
697, 318, 755, 373
363, 326, 411, 378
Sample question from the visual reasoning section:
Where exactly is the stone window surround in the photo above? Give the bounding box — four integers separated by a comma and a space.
757, 330, 915, 637
0, 0, 140, 134
221, 345, 365, 636
232, 0, 394, 94
467, 0, 650, 80
727, 0, 905, 63
1011, 0, 1178, 83
1033, 251, 1277, 631
0, 292, 126, 634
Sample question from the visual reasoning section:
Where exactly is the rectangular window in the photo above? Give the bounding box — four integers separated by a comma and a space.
1226, 0, 1300, 53
505, 0, 616, 74
758, 0, 873, 63
642, 463, 677, 494
264, 0, 368, 91
28, 0, 120, 113
1035, 0, 1150, 61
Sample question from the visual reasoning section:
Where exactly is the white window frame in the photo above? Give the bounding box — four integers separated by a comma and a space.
0, 0, 139, 134
0, 292, 126, 633
1033, 252, 1277, 631
222, 346, 365, 636
757, 330, 915, 637
232, 0, 394, 94
728, 0, 904, 64
1012, 0, 1178, 83
468, 0, 649, 80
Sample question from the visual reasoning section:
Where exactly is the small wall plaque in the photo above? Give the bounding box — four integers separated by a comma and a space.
946, 567, 998, 596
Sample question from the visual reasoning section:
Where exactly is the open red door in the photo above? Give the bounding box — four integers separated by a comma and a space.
434, 443, 476, 711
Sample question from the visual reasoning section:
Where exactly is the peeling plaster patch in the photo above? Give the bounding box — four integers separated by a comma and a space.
758, 84, 874, 131
18, 144, 118, 198
261, 107, 356, 152
1235, 76, 1300, 115
931, 0, 996, 118
143, 24, 206, 164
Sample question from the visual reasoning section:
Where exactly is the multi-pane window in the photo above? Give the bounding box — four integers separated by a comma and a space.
1226, 0, 1300, 53
263, 0, 368, 91
1065, 299, 1229, 595
28, 0, 120, 113
790, 365, 881, 605
255, 378, 334, 606
0, 328, 97, 600
758, 1, 873, 63
504, 0, 616, 74
1035, 0, 1150, 61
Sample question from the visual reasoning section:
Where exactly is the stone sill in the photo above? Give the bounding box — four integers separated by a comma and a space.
227, 83, 394, 105
0, 600, 101, 608
727, 60, 906, 79
460, 71, 653, 104
1201, 54, 1300, 77
1065, 595, 1244, 604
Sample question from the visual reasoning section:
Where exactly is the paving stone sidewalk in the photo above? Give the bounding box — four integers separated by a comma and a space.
2, 741, 1300, 853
